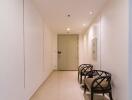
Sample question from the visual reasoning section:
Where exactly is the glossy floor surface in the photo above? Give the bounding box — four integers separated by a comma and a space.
30, 71, 108, 100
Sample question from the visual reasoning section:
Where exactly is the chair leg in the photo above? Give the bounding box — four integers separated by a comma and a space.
109, 92, 113, 100
84, 84, 87, 94
91, 92, 94, 100
80, 75, 82, 84
78, 72, 79, 82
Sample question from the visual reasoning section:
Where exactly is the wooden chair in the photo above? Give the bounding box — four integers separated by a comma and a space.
84, 70, 113, 100
78, 64, 93, 84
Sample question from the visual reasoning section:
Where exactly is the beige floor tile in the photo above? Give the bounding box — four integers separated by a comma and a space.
30, 71, 108, 100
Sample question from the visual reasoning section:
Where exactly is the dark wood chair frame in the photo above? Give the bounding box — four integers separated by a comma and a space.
78, 64, 93, 84
84, 70, 113, 100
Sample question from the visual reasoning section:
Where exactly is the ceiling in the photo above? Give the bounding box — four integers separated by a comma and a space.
33, 0, 107, 34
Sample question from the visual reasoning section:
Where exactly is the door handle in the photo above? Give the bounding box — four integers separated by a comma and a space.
58, 51, 62, 54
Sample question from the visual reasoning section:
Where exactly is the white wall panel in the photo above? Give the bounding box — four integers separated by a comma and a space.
43, 25, 57, 79
24, 0, 57, 99
24, 0, 44, 99
128, 0, 132, 100
0, 0, 24, 100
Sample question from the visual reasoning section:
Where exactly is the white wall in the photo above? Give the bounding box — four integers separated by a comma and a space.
129, 0, 132, 100
100, 0, 128, 100
79, 34, 85, 65
0, 0, 24, 100
24, 0, 44, 99
79, 18, 101, 69
43, 24, 57, 79
0, 0, 57, 100
79, 33, 88, 64
24, 0, 57, 99
80, 0, 129, 99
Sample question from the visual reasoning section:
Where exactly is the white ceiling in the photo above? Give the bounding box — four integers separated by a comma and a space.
33, 0, 107, 34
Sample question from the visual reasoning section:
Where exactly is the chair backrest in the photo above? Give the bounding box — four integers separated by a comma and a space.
91, 70, 111, 91
78, 64, 93, 68
91, 70, 111, 77
78, 64, 93, 73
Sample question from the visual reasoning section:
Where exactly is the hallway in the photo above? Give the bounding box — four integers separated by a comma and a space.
31, 71, 108, 100
0, 0, 131, 100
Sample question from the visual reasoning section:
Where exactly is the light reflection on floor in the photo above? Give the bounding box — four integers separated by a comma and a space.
31, 71, 108, 100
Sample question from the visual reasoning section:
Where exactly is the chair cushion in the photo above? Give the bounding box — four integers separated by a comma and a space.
84, 78, 95, 91
84, 77, 108, 91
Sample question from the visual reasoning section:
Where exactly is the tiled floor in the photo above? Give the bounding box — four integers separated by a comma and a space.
30, 71, 108, 100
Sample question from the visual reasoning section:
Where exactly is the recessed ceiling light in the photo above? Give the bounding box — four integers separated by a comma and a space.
66, 28, 71, 31
89, 11, 93, 15
83, 24, 86, 27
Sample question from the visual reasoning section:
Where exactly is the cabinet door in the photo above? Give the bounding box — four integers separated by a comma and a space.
0, 0, 24, 100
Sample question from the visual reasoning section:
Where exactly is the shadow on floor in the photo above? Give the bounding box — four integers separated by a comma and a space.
83, 93, 108, 100
80, 85, 108, 100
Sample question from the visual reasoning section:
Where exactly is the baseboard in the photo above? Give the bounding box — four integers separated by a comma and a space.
29, 70, 55, 100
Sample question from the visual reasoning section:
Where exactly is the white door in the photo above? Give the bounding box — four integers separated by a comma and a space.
58, 34, 79, 70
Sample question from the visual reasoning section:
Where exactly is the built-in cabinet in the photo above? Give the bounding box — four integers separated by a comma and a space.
0, 0, 25, 100
0, 0, 57, 100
